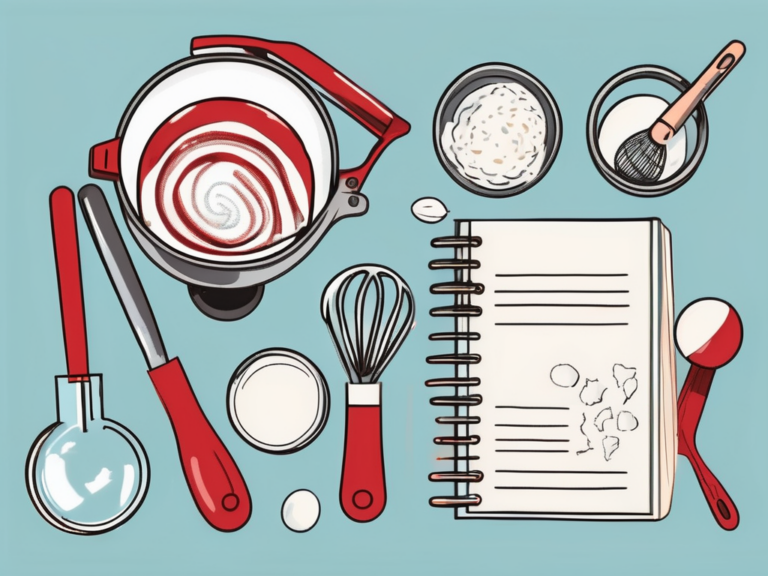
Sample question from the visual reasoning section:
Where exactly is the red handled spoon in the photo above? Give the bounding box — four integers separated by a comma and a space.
78, 184, 251, 531
674, 297, 743, 530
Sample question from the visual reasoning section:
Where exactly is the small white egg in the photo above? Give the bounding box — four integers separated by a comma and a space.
282, 489, 320, 532
411, 197, 448, 224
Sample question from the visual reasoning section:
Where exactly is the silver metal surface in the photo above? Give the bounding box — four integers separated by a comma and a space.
79, 185, 168, 368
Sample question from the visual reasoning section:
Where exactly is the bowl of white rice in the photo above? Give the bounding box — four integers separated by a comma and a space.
434, 63, 562, 198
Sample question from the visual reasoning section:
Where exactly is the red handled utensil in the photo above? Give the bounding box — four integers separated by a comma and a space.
321, 265, 415, 522
78, 184, 251, 531
51, 186, 89, 378
27, 187, 150, 534
675, 297, 743, 531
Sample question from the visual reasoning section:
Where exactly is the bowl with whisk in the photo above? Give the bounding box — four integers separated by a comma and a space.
586, 65, 709, 197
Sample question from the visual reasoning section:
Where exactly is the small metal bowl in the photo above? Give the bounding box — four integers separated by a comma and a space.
433, 63, 562, 198
587, 65, 709, 197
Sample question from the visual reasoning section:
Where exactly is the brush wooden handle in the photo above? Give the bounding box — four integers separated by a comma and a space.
651, 40, 745, 144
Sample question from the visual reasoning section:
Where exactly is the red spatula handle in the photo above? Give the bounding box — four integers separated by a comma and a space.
50, 187, 89, 378
191, 35, 410, 189
341, 388, 386, 522
149, 358, 251, 531
678, 364, 739, 530
192, 35, 407, 138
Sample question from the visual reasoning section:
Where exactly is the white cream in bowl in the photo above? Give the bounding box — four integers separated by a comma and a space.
441, 82, 547, 190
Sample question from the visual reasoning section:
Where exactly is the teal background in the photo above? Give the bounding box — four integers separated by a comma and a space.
1, 0, 766, 574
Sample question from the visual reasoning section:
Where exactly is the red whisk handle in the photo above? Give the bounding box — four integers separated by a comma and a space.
341, 383, 386, 522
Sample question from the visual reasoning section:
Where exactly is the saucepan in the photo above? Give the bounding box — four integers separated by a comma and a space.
89, 35, 410, 320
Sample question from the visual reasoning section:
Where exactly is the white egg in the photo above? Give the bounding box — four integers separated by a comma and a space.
282, 489, 320, 532
411, 197, 448, 224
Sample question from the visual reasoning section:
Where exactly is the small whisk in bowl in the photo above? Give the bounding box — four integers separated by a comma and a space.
321, 264, 415, 522
615, 40, 745, 184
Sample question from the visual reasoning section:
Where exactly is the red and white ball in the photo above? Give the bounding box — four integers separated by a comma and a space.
675, 298, 743, 369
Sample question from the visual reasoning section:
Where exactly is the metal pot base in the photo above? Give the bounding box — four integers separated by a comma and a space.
188, 284, 265, 321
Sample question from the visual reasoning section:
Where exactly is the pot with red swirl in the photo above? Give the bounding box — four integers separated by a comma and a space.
89, 35, 410, 320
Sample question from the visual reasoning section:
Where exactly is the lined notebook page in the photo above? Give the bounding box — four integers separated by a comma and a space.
463, 220, 657, 516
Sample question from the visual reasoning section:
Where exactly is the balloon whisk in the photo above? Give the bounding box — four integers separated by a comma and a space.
321, 265, 414, 384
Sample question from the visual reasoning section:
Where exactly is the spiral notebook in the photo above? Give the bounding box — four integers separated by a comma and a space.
427, 219, 677, 520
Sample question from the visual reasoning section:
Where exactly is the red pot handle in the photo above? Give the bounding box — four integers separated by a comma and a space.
149, 358, 252, 532
191, 35, 410, 190
341, 384, 386, 522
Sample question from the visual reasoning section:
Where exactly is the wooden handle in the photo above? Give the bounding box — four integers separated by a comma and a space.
651, 40, 745, 143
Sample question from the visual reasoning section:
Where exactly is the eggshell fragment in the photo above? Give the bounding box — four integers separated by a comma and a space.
411, 197, 449, 224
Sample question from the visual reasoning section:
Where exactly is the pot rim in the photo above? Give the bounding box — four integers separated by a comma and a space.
111, 52, 340, 271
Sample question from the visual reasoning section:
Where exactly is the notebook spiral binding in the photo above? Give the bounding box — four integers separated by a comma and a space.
427, 234, 484, 508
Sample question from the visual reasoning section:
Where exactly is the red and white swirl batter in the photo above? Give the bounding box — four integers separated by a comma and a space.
139, 99, 314, 261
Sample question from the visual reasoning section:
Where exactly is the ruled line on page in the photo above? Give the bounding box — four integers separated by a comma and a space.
494, 438, 570, 443
495, 470, 628, 475
494, 303, 630, 308
495, 405, 570, 410
495, 486, 628, 491
495, 274, 630, 278
494, 290, 630, 294
495, 322, 629, 326
494, 424, 569, 428
495, 449, 569, 453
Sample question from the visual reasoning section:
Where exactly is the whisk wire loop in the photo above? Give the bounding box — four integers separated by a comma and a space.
342, 273, 364, 382
356, 271, 384, 383
323, 274, 360, 383
615, 130, 666, 183
373, 286, 413, 383
321, 264, 415, 385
